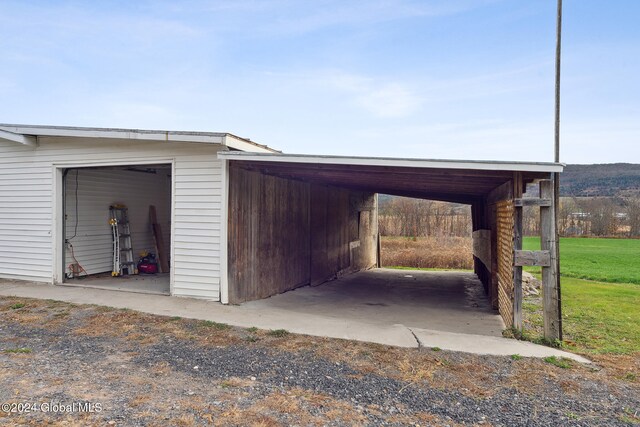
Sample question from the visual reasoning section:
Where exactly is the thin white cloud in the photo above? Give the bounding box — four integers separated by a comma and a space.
321, 71, 422, 118
421, 59, 554, 103
355, 83, 421, 118
347, 119, 553, 161
195, 0, 503, 36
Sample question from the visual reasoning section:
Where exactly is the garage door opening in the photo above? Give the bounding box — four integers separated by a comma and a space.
378, 194, 473, 271
61, 164, 172, 295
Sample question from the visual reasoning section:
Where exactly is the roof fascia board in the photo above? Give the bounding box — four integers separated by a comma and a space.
218, 152, 565, 173
0, 128, 37, 146
0, 125, 225, 144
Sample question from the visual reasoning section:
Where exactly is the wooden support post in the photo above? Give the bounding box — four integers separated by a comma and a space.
488, 201, 499, 309
471, 202, 479, 277
149, 205, 169, 273
512, 172, 523, 330
376, 232, 381, 268
540, 180, 561, 341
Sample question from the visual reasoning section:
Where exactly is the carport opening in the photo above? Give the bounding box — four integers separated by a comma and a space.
378, 194, 473, 271
61, 164, 172, 295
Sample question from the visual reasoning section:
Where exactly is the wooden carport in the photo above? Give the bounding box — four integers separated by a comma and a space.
218, 152, 564, 341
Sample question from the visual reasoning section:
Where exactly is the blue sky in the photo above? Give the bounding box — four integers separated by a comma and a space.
0, 1, 638, 164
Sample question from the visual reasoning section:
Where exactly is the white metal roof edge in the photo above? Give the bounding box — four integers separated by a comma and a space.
0, 124, 277, 152
0, 128, 37, 146
218, 152, 565, 173
0, 123, 229, 144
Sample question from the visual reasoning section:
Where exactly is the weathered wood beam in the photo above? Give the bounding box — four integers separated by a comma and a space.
487, 200, 499, 309
514, 250, 551, 267
233, 170, 483, 204
486, 180, 513, 205
261, 172, 495, 197
323, 184, 483, 204
514, 198, 552, 207
0, 128, 37, 146
257, 169, 506, 187
512, 172, 524, 330
540, 180, 561, 341
233, 160, 516, 179
473, 229, 492, 270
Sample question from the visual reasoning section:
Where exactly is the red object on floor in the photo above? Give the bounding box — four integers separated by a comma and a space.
137, 263, 158, 274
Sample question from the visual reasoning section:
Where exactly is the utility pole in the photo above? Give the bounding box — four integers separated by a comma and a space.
554, 0, 563, 340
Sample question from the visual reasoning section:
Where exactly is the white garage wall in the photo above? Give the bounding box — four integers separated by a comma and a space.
0, 137, 224, 300
0, 145, 53, 282
64, 167, 171, 276
172, 157, 223, 299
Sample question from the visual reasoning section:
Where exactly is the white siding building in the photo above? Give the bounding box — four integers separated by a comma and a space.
0, 122, 564, 335
0, 124, 274, 301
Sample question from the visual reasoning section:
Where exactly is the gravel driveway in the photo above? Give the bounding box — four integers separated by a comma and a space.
0, 296, 638, 426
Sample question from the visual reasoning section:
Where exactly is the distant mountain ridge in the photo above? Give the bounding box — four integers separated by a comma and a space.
560, 163, 640, 197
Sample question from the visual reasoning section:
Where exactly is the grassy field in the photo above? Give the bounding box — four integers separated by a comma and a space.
380, 236, 473, 270
519, 237, 640, 355
523, 237, 640, 284
383, 236, 640, 284
522, 277, 640, 355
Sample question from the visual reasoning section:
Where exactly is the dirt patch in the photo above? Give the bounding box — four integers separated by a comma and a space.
0, 296, 638, 426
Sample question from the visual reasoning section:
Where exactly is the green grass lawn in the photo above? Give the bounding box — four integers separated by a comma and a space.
561, 278, 640, 354
523, 277, 640, 355
523, 237, 640, 285
519, 236, 640, 355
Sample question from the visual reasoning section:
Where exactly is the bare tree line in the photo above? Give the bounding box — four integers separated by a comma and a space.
524, 197, 640, 238
379, 196, 640, 238
378, 197, 471, 237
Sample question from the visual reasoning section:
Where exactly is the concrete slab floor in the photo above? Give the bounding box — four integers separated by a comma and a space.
247, 269, 505, 337
0, 271, 590, 363
61, 273, 170, 295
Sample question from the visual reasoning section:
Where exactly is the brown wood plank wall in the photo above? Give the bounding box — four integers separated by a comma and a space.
310, 188, 377, 284
228, 166, 311, 303
310, 186, 348, 284
471, 202, 491, 294
228, 165, 377, 303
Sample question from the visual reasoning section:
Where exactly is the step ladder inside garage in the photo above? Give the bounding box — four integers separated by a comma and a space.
109, 205, 137, 276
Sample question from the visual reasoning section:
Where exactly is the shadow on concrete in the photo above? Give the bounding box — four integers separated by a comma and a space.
243, 268, 505, 337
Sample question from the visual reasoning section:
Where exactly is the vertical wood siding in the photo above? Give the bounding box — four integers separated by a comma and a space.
310, 186, 377, 286
227, 165, 378, 303
309, 186, 350, 285
227, 166, 311, 303
0, 137, 224, 300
